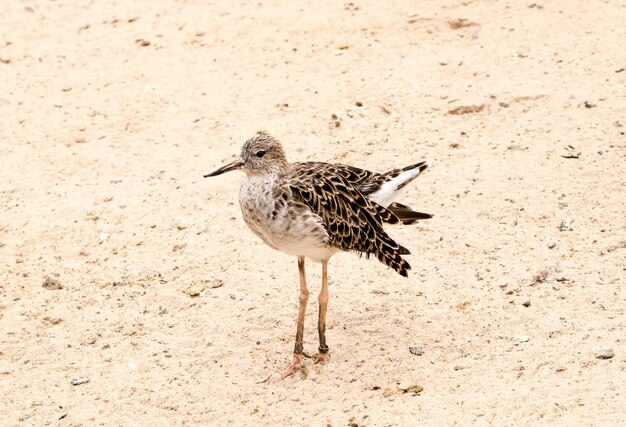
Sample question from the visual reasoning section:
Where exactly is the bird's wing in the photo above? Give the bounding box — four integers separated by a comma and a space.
287, 166, 411, 276
293, 161, 432, 223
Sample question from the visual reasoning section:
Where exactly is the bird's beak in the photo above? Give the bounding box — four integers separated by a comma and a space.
203, 160, 243, 178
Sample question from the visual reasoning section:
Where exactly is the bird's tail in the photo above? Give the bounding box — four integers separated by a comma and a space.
388, 202, 432, 225
383, 160, 432, 191
368, 160, 432, 207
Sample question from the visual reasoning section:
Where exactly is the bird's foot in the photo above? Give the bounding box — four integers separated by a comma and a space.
314, 351, 330, 365
271, 353, 304, 383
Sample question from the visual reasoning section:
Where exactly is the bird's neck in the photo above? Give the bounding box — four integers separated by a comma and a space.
246, 162, 289, 179
243, 170, 281, 187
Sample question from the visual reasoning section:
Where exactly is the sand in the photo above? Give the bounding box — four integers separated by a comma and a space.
1, 0, 625, 425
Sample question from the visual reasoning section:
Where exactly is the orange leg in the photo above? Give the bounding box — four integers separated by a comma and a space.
315, 260, 330, 364
273, 256, 308, 382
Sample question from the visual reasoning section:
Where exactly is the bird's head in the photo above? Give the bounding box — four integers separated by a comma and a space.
204, 133, 288, 178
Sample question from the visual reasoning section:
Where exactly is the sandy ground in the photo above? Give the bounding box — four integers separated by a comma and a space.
1, 0, 625, 425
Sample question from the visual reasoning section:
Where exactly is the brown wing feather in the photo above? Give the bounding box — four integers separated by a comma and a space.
288, 168, 411, 277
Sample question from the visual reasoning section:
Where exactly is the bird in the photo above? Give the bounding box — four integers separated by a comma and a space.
204, 133, 432, 381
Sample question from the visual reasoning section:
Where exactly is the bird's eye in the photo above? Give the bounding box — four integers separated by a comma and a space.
255, 150, 267, 158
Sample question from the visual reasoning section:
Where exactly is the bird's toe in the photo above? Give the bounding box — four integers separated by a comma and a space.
313, 352, 331, 365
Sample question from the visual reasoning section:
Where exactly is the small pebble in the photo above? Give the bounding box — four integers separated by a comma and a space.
559, 218, 572, 231
210, 279, 224, 288
405, 384, 423, 394
71, 377, 89, 386
409, 346, 424, 356
583, 100, 596, 108
518, 335, 529, 343
187, 285, 205, 297
595, 349, 614, 360
561, 146, 581, 159
522, 300, 531, 307
42, 276, 63, 290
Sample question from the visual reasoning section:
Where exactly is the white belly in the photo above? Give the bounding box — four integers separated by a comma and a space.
274, 238, 338, 263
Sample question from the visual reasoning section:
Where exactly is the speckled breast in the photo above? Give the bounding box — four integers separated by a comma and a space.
238, 175, 333, 261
